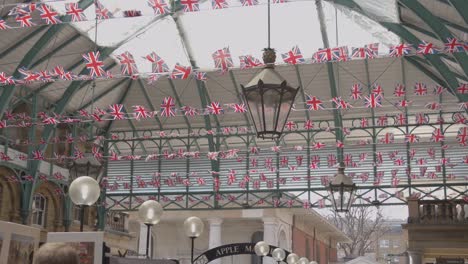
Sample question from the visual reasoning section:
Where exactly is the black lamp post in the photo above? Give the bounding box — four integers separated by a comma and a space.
328, 163, 356, 213
184, 216, 204, 264
241, 0, 299, 140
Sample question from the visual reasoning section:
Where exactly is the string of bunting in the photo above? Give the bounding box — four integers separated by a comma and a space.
1, 81, 468, 129
1, 40, 467, 87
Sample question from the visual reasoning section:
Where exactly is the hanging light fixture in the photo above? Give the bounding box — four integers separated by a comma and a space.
241, 0, 299, 140
328, 162, 356, 212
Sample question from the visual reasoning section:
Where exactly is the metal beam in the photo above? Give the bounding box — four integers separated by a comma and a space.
136, 79, 164, 130
0, 28, 48, 60
316, 0, 344, 162
408, 56, 468, 83
449, 0, 468, 24
0, 0, 95, 118
30, 33, 82, 69
399, 0, 468, 77
105, 80, 134, 133
327, 0, 468, 102
167, 79, 192, 131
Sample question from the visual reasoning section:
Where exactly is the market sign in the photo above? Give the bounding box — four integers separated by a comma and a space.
193, 243, 289, 264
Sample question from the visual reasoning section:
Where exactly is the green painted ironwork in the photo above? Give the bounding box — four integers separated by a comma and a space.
448, 0, 468, 24
399, 0, 468, 77
79, 78, 129, 110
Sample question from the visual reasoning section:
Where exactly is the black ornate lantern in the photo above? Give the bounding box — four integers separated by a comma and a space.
241, 51, 299, 139
328, 163, 356, 212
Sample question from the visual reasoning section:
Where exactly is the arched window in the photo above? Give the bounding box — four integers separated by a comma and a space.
32, 194, 47, 227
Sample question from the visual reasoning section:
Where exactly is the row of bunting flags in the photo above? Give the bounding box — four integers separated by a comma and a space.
1, 125, 468, 163
0, 82, 467, 129
1, 39, 467, 87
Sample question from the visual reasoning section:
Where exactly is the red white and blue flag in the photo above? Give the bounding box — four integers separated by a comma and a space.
66, 3, 86, 21
351, 43, 379, 59
457, 83, 468, 94
207, 102, 223, 115
171, 63, 192, 79
364, 93, 382, 108
240, 0, 258, 6
393, 83, 405, 97
95, 0, 114, 19
281, 46, 305, 65
212, 0, 228, 9
147, 0, 170, 15
306, 95, 323, 110
108, 104, 125, 120
417, 41, 439, 55
38, 4, 61, 24
212, 47, 234, 72
349, 84, 362, 100
0, 19, 10, 30
116, 51, 138, 76
332, 97, 352, 109
180, 0, 199, 12
444, 38, 465, 53
82, 51, 106, 77
160, 97, 176, 117
239, 55, 263, 69
456, 127, 468, 146
414, 83, 427, 95
145, 52, 170, 73
0, 72, 15, 85
389, 43, 412, 57
431, 128, 445, 142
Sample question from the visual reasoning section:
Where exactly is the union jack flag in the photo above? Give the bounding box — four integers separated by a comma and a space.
281, 46, 305, 65
108, 104, 125, 120
304, 119, 314, 130
92, 145, 103, 160
239, 55, 263, 69
133, 105, 151, 120
396, 100, 411, 107
74, 147, 84, 160
389, 43, 412, 57
18, 68, 41, 82
349, 84, 362, 100
312, 142, 325, 150
431, 128, 445, 142
0, 72, 15, 85
444, 38, 465, 53
457, 83, 468, 94
171, 63, 192, 79
364, 93, 382, 108
417, 41, 439, 54
207, 102, 223, 115
145, 52, 170, 73
181, 106, 198, 116
393, 83, 405, 97
456, 127, 468, 146
425, 102, 441, 110
305, 95, 323, 110
0, 19, 10, 30
180, 0, 199, 12
95, 0, 114, 19
405, 133, 419, 143
160, 97, 176, 117
327, 154, 337, 167
331, 46, 349, 62
212, 47, 233, 72
32, 150, 44, 160
331, 97, 352, 109
212, 0, 228, 9
231, 103, 247, 113
53, 66, 73, 80
351, 43, 379, 59
16, 13, 35, 27
66, 3, 86, 22
415, 113, 429, 124
38, 4, 61, 24
240, 0, 258, 6
147, 0, 170, 14
434, 85, 447, 95
194, 71, 207, 82
414, 83, 427, 95
285, 121, 296, 131
116, 51, 138, 76
380, 133, 394, 144
82, 51, 106, 77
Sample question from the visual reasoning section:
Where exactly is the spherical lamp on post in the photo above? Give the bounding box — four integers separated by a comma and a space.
184, 216, 204, 264
286, 253, 299, 264
138, 200, 163, 259
68, 176, 100, 232
297, 257, 309, 264
254, 241, 270, 264
272, 248, 286, 264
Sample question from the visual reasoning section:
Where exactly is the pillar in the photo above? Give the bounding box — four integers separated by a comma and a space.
263, 218, 278, 264
407, 250, 422, 264
208, 218, 223, 264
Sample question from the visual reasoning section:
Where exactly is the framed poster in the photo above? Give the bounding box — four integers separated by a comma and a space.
47, 232, 104, 264
0, 221, 40, 264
